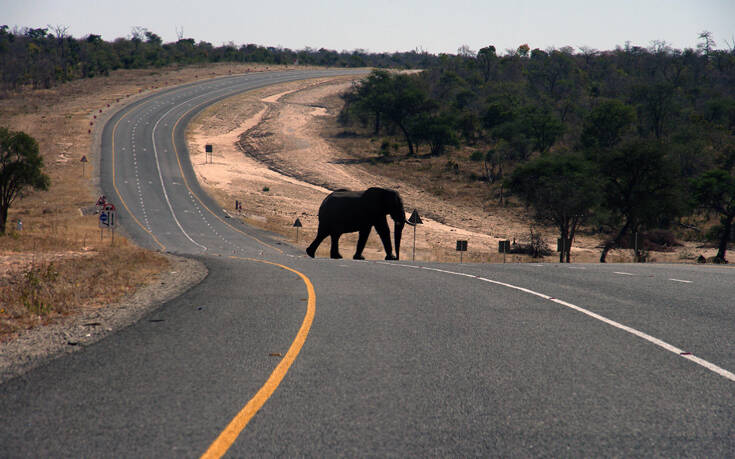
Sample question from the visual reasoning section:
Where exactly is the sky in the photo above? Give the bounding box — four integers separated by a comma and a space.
3, 0, 734, 55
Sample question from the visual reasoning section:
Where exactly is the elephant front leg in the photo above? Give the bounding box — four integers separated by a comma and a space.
353, 227, 371, 260
374, 218, 395, 260
330, 233, 343, 259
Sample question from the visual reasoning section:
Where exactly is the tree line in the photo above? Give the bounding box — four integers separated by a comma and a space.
338, 35, 735, 263
0, 25, 437, 92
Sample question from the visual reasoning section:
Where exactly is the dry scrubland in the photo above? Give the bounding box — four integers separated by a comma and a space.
0, 63, 293, 340
187, 76, 718, 264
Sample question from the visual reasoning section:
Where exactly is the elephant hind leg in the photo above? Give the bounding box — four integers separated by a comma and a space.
307, 227, 329, 258
330, 233, 343, 259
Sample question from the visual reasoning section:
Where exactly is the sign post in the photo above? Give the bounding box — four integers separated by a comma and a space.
99, 202, 117, 244
80, 155, 88, 176
205, 144, 213, 164
456, 240, 468, 263
293, 218, 303, 242
499, 240, 510, 263
407, 209, 423, 261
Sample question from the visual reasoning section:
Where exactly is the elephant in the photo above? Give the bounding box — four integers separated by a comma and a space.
306, 187, 408, 260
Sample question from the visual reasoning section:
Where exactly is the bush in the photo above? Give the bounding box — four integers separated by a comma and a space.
469, 151, 484, 162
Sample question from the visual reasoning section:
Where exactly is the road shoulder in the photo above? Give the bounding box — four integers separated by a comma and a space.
0, 254, 207, 384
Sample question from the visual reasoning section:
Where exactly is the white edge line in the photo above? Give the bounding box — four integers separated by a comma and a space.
379, 262, 735, 383
669, 278, 693, 284
614, 272, 634, 276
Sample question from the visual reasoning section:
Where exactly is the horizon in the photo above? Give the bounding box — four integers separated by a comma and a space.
3, 0, 733, 55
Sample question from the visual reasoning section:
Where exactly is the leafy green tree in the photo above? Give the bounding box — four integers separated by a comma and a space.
691, 169, 735, 262
507, 152, 599, 262
346, 70, 393, 135
592, 139, 684, 262
0, 128, 50, 234
633, 82, 677, 140
476, 45, 497, 82
519, 105, 564, 154
580, 99, 636, 149
381, 74, 434, 155
413, 113, 458, 156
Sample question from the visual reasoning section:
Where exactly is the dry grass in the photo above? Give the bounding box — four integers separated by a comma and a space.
0, 241, 168, 340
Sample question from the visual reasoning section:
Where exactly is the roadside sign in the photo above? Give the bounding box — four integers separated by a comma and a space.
408, 209, 422, 225
99, 210, 116, 228
205, 144, 213, 164
293, 218, 302, 242
99, 211, 109, 228
408, 210, 422, 261
456, 240, 468, 263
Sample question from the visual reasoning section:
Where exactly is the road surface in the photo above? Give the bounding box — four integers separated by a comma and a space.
2, 70, 734, 457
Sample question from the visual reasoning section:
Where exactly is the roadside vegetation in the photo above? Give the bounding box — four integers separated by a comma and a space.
337, 34, 735, 262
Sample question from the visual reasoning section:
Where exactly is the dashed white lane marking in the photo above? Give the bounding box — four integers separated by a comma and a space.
151, 104, 207, 252
568, 266, 587, 270
614, 272, 635, 276
378, 262, 735, 383
669, 278, 693, 284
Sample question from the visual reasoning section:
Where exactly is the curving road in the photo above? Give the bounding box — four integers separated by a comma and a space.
2, 70, 735, 457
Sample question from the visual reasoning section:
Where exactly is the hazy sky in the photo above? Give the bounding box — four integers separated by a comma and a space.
3, 0, 734, 54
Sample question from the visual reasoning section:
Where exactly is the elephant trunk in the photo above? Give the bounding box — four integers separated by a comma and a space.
394, 220, 404, 260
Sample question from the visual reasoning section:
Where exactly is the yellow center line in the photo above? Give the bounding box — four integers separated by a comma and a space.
201, 257, 316, 459
110, 106, 167, 251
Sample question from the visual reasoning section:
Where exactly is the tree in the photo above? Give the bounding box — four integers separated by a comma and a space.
519, 105, 564, 154
691, 169, 735, 262
381, 74, 434, 155
580, 99, 636, 149
0, 128, 50, 234
507, 152, 599, 262
413, 113, 458, 156
477, 45, 497, 82
698, 31, 716, 61
344, 70, 393, 135
592, 140, 684, 262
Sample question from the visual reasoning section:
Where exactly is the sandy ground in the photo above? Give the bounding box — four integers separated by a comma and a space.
187, 76, 710, 263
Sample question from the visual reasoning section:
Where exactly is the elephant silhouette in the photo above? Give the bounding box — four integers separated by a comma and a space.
306, 187, 407, 260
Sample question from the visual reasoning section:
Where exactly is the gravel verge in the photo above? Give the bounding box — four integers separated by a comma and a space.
0, 254, 207, 384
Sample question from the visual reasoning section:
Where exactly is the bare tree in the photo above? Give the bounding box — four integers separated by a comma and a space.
698, 30, 716, 59
457, 45, 475, 58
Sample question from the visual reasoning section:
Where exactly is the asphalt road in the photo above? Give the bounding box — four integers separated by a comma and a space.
2, 70, 734, 457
